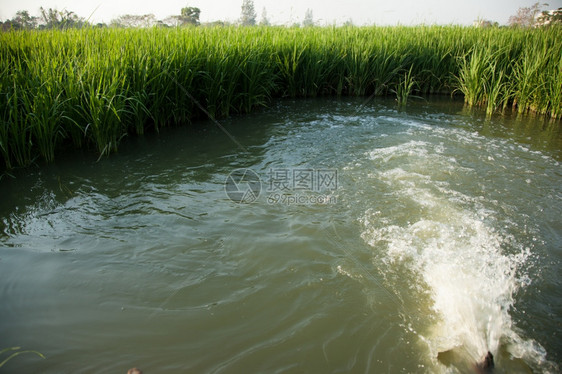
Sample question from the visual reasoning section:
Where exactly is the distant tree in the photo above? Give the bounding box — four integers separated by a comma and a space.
0, 7, 87, 30
13, 10, 38, 29
110, 14, 156, 28
240, 0, 257, 26
473, 18, 498, 28
164, 6, 200, 27
38, 7, 86, 29
260, 7, 270, 26
508, 2, 547, 27
180, 6, 201, 25
0, 20, 13, 31
162, 16, 180, 27
343, 19, 354, 27
204, 20, 231, 27
0, 10, 36, 30
536, 7, 562, 26
303, 9, 314, 27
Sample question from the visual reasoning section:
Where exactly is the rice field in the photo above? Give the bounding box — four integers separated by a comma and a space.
1, 25, 561, 169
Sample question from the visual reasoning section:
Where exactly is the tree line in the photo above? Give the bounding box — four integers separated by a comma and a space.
1, 8, 87, 30
1, 1, 561, 31
0, 5, 202, 31
0, 1, 316, 30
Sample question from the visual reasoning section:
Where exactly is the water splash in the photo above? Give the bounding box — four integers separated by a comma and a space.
358, 136, 552, 371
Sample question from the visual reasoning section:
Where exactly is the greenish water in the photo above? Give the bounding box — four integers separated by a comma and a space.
0, 98, 561, 373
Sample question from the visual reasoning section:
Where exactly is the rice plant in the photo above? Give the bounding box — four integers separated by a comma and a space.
393, 66, 418, 107
0, 25, 560, 170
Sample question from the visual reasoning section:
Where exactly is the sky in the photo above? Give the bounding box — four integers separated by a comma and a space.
0, 0, 561, 26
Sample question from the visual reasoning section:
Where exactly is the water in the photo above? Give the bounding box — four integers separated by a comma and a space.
0, 98, 561, 373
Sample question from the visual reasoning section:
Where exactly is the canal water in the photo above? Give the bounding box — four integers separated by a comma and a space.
1, 98, 560, 373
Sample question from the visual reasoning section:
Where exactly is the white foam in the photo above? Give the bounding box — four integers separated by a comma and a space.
358, 137, 551, 370
367, 140, 430, 162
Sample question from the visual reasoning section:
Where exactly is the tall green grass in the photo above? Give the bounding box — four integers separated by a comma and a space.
0, 25, 560, 169
454, 27, 562, 118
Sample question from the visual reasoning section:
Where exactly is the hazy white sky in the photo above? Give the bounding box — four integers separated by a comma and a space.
1, 0, 561, 25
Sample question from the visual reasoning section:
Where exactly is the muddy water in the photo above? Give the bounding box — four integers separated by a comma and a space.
1, 98, 561, 373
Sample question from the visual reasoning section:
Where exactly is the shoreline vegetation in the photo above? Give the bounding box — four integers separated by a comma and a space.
1, 25, 561, 170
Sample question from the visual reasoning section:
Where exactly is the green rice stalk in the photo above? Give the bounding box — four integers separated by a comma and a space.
0, 25, 560, 169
